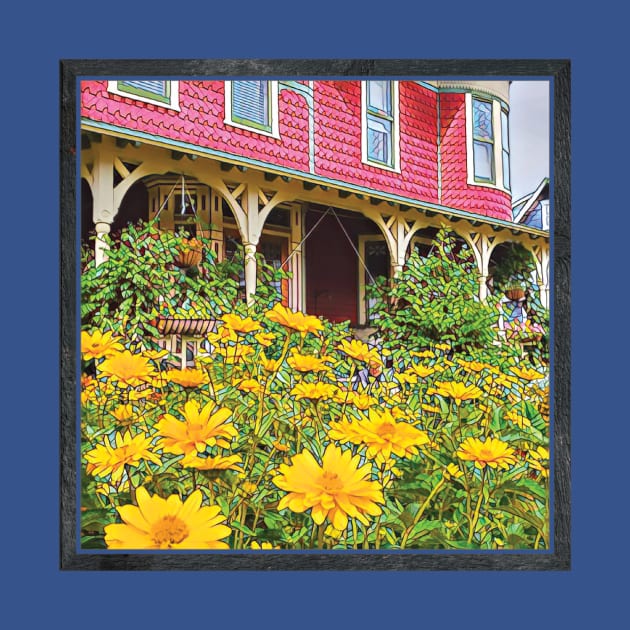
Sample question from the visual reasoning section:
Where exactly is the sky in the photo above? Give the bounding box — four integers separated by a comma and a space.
508, 80, 550, 202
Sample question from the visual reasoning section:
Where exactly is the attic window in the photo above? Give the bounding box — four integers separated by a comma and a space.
224, 80, 280, 138
107, 80, 180, 110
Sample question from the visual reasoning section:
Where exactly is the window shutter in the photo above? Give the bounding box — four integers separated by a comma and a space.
232, 81, 269, 126
121, 80, 168, 97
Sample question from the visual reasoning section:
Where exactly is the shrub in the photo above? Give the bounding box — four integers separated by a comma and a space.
366, 227, 500, 362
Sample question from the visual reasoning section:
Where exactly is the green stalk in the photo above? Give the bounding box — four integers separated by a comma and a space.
125, 464, 137, 505
400, 477, 445, 549
316, 522, 326, 549
467, 467, 486, 544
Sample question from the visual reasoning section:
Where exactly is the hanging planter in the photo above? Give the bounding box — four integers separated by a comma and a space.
503, 284, 526, 301
156, 317, 215, 336
173, 237, 203, 269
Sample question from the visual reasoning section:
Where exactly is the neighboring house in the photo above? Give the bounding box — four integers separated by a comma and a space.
80, 79, 550, 327
513, 178, 550, 230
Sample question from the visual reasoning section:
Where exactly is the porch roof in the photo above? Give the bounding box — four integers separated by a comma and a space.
81, 120, 549, 241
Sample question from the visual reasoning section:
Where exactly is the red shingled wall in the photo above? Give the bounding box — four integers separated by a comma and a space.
81, 81, 310, 172
81, 80, 511, 221
313, 81, 439, 202
439, 93, 511, 220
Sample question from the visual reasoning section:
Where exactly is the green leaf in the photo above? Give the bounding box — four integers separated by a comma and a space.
489, 504, 545, 531
232, 521, 256, 536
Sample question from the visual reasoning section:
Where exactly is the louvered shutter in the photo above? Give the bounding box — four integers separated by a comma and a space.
232, 81, 269, 127
121, 80, 168, 97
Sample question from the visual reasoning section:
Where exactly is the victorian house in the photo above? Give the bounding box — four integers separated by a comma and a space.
80, 78, 549, 327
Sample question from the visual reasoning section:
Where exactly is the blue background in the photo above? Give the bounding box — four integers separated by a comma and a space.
3, 1, 625, 627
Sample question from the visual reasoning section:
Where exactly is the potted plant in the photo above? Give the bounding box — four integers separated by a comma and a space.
173, 236, 203, 269
503, 280, 526, 302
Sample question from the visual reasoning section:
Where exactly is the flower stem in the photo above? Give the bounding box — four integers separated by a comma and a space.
468, 467, 486, 544
125, 464, 137, 505
316, 522, 326, 549
400, 477, 445, 549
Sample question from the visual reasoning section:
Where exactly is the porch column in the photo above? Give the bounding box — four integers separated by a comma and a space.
209, 190, 224, 262
288, 204, 305, 311
91, 136, 116, 266
463, 231, 495, 302
478, 273, 489, 301
243, 242, 258, 306
242, 185, 261, 306
532, 244, 550, 309
95, 222, 111, 266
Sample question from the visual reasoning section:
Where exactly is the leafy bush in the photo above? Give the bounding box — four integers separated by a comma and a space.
81, 219, 287, 345
366, 228, 500, 361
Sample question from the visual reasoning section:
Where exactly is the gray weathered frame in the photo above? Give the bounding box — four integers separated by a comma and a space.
60, 58, 570, 570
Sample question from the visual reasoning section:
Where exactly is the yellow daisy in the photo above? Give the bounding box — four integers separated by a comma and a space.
104, 487, 231, 549
81, 329, 124, 360
164, 368, 209, 388
509, 366, 546, 381
222, 313, 262, 334
254, 331, 275, 347
287, 351, 332, 372
99, 350, 155, 387
155, 399, 236, 459
435, 380, 483, 405
456, 437, 517, 470
183, 454, 243, 471
338, 339, 382, 366
329, 408, 429, 462
273, 444, 384, 530
265, 303, 323, 334
84, 430, 161, 484
290, 382, 336, 401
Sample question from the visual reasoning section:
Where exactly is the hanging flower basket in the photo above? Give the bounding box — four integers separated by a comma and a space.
521, 332, 544, 344
173, 238, 203, 269
504, 288, 525, 301
156, 317, 215, 336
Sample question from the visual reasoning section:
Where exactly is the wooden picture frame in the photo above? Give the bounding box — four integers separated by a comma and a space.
60, 59, 570, 570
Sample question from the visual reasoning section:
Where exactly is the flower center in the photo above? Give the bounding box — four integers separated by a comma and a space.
376, 422, 396, 440
478, 448, 495, 460
151, 515, 190, 548
320, 470, 343, 492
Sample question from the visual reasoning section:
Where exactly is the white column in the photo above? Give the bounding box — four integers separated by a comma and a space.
479, 273, 489, 301
95, 221, 111, 266
243, 242, 257, 306
541, 200, 550, 231
531, 244, 550, 309
464, 232, 494, 302
289, 205, 304, 311
91, 137, 116, 266
242, 185, 261, 306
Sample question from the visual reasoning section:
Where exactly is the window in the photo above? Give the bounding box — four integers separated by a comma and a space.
362, 81, 400, 170
472, 97, 495, 183
466, 94, 510, 191
501, 108, 511, 190
107, 80, 179, 110
224, 80, 279, 137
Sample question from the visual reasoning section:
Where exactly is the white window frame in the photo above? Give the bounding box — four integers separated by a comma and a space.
465, 93, 510, 192
107, 80, 180, 111
224, 80, 280, 138
361, 80, 401, 172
